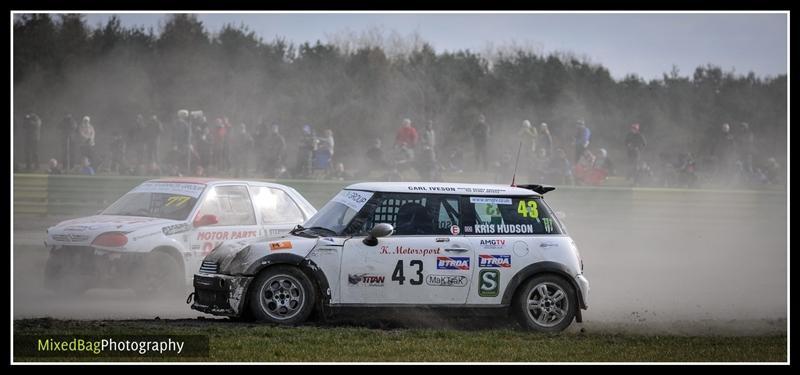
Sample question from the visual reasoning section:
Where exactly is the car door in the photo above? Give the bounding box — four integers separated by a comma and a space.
462, 195, 561, 304
340, 192, 472, 305
190, 185, 260, 262
249, 186, 307, 238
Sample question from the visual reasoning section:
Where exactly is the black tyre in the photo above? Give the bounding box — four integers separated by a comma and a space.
134, 251, 185, 298
513, 274, 577, 332
248, 265, 316, 325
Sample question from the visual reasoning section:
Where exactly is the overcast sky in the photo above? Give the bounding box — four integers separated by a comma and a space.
77, 12, 788, 80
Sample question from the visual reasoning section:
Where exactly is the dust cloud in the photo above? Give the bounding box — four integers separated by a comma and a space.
13, 188, 787, 334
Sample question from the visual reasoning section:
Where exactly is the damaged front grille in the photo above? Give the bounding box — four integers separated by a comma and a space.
199, 260, 218, 274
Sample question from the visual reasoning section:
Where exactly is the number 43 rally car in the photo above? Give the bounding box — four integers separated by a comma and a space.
191, 182, 588, 332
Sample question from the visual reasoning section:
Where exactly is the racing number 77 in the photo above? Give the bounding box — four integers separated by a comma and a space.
392, 260, 423, 285
517, 200, 539, 218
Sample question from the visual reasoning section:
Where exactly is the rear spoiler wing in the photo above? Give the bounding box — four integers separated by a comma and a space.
516, 184, 556, 195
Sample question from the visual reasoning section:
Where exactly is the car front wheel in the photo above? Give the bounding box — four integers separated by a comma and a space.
248, 265, 316, 325
513, 274, 577, 332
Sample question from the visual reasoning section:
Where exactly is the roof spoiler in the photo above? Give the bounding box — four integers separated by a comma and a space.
516, 184, 556, 195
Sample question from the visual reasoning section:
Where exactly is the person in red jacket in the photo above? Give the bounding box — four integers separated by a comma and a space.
394, 118, 418, 149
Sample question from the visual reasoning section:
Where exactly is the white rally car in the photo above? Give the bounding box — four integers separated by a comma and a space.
44, 178, 316, 296
191, 182, 589, 332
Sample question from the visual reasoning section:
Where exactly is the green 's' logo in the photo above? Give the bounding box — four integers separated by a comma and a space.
479, 270, 499, 297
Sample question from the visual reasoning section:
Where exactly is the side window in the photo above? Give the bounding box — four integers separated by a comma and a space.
464, 196, 561, 235
251, 187, 305, 224
363, 193, 460, 236
195, 185, 257, 226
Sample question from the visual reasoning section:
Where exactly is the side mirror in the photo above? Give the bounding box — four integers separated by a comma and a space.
362, 223, 394, 246
193, 214, 219, 227
556, 211, 566, 220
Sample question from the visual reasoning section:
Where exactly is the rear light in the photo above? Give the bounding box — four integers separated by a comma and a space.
92, 232, 128, 247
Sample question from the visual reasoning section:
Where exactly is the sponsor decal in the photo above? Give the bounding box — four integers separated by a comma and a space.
479, 270, 500, 297
379, 245, 441, 256
348, 273, 385, 286
162, 223, 191, 236
478, 254, 512, 268
132, 231, 161, 241
269, 241, 293, 251
268, 229, 285, 236
310, 247, 337, 255
542, 218, 555, 233
407, 186, 456, 192
470, 197, 512, 205
450, 225, 460, 236
478, 239, 507, 249
425, 274, 468, 287
436, 256, 470, 270
435, 237, 450, 243
63, 225, 92, 232
132, 182, 205, 198
456, 187, 507, 194
474, 224, 537, 234
464, 226, 473, 233
332, 190, 374, 211
196, 230, 257, 241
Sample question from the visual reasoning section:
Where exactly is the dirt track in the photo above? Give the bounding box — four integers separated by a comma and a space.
13, 188, 788, 334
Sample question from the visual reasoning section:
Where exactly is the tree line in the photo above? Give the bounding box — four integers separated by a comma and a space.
13, 13, 787, 173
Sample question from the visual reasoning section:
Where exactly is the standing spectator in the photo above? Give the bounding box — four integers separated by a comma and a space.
471, 114, 491, 171
22, 113, 42, 171
264, 124, 287, 177
196, 126, 213, 172
364, 138, 385, 173
294, 125, 316, 178
79, 156, 95, 176
313, 129, 335, 178
59, 114, 77, 171
78, 116, 96, 165
221, 117, 233, 171
129, 114, 146, 163
394, 118, 419, 149
145, 115, 163, 164
418, 121, 438, 180
173, 110, 192, 173
624, 123, 647, 180
229, 123, 254, 178
548, 148, 574, 185
573, 119, 591, 163
109, 131, 127, 174
47, 158, 63, 175
537, 122, 553, 158
421, 120, 436, 152
211, 118, 228, 172
736, 122, 755, 175
711, 123, 737, 181
518, 120, 538, 154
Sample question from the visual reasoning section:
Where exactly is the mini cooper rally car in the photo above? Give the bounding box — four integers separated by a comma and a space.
44, 178, 316, 296
191, 182, 589, 332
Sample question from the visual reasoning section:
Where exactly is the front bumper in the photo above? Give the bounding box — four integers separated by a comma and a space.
575, 273, 590, 309
190, 273, 254, 317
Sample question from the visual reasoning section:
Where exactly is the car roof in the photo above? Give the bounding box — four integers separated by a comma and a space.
147, 178, 298, 190
344, 182, 541, 196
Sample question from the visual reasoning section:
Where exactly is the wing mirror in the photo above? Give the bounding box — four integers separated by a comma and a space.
362, 223, 394, 246
193, 214, 219, 227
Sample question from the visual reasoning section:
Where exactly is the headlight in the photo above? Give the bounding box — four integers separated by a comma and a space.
92, 232, 129, 247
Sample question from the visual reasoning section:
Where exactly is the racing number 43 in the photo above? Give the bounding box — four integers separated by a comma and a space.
392, 260, 423, 285
517, 200, 539, 218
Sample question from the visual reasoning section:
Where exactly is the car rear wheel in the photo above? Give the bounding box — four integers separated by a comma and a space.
248, 265, 316, 325
513, 274, 577, 332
